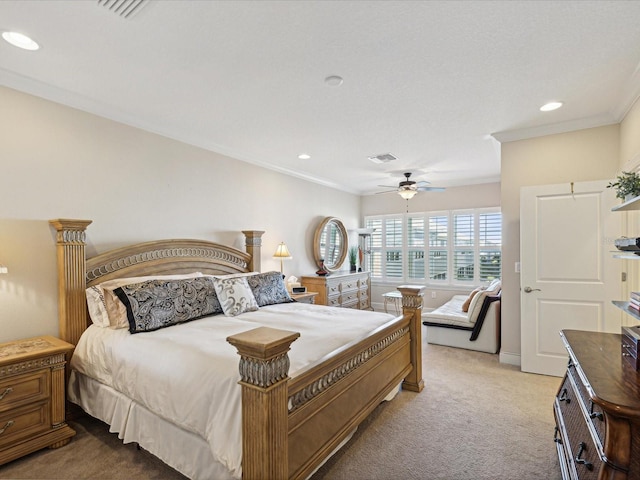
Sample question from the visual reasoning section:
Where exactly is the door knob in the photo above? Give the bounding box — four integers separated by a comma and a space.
523, 286, 541, 293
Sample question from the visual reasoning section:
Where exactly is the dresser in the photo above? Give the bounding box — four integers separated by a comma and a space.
554, 329, 640, 480
0, 336, 76, 465
301, 271, 371, 310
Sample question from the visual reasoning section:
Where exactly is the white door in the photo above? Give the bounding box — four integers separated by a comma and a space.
520, 180, 623, 376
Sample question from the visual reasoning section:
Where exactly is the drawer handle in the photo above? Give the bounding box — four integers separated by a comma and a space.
575, 442, 594, 470
558, 388, 571, 404
553, 426, 563, 445
0, 387, 13, 401
589, 400, 603, 422
0, 420, 15, 436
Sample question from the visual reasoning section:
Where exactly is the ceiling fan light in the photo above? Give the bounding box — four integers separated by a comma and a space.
398, 189, 417, 200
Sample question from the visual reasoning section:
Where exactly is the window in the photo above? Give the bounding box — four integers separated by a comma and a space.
365, 208, 501, 285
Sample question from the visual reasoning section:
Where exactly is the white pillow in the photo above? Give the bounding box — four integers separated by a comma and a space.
86, 272, 204, 328
486, 279, 501, 293
213, 276, 259, 317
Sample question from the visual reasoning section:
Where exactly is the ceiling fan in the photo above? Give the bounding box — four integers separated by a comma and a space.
376, 172, 445, 199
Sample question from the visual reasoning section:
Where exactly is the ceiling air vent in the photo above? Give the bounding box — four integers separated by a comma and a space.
97, 0, 149, 19
368, 153, 397, 164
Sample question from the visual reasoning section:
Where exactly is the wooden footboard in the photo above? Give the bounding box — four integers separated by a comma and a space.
228, 286, 424, 480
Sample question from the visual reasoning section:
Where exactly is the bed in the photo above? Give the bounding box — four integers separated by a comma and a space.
49, 219, 425, 480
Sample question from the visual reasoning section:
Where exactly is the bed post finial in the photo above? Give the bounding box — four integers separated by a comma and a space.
397, 285, 425, 392
227, 326, 300, 480
242, 230, 265, 272
49, 219, 92, 346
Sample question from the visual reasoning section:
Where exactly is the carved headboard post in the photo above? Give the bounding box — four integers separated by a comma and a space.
242, 230, 265, 272
49, 219, 92, 346
397, 285, 425, 393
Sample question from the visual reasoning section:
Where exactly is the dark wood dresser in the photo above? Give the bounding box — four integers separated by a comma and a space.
554, 329, 640, 479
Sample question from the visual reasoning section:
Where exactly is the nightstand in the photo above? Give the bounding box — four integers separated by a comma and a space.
290, 291, 319, 304
0, 335, 76, 465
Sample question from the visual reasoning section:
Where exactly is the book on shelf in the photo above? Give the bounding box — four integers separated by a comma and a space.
631, 291, 640, 302
631, 297, 640, 307
629, 301, 640, 312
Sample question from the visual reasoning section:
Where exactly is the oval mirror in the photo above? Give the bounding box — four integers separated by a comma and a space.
313, 217, 348, 272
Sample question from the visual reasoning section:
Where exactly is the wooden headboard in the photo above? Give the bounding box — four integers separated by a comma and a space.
49, 219, 265, 346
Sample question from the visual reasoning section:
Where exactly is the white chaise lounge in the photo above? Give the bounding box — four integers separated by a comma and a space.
422, 280, 501, 354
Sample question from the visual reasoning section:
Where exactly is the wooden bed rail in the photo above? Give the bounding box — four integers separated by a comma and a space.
227, 285, 424, 480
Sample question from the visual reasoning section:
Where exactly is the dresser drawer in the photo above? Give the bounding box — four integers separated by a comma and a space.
341, 291, 360, 305
567, 365, 604, 447
327, 283, 341, 297
0, 401, 50, 449
0, 370, 50, 413
555, 375, 602, 480
339, 279, 359, 293
327, 295, 341, 307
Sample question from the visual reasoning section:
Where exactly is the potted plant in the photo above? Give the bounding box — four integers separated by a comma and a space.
348, 247, 358, 272
607, 171, 640, 201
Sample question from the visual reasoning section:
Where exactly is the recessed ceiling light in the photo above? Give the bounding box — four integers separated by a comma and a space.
324, 75, 343, 87
2, 31, 40, 51
298, 153, 311, 160
540, 101, 563, 112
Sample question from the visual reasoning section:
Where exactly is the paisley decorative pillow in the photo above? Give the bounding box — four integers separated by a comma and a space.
213, 276, 259, 316
114, 276, 222, 333
247, 271, 293, 307
86, 272, 204, 328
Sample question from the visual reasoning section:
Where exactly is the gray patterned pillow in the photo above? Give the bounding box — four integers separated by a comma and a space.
114, 277, 222, 333
212, 276, 259, 316
247, 271, 293, 307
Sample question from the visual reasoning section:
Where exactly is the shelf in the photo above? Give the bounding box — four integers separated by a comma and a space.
613, 253, 640, 259
611, 195, 640, 211
613, 300, 640, 321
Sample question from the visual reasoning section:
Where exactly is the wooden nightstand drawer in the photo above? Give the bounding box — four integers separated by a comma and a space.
0, 335, 75, 465
0, 401, 50, 449
0, 370, 49, 413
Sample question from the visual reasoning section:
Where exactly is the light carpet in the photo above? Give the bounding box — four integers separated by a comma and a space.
0, 340, 562, 480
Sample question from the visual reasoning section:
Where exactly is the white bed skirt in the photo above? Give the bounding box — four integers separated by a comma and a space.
68, 371, 380, 479
68, 371, 233, 480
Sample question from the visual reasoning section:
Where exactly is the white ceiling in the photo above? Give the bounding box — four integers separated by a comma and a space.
2, 0, 640, 195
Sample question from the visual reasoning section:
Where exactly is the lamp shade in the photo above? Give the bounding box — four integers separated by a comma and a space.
273, 242, 292, 274
273, 242, 292, 259
398, 188, 417, 200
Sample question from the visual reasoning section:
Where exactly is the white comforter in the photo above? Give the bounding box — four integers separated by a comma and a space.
70, 302, 395, 479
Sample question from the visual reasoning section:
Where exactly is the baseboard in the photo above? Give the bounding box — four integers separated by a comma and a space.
499, 351, 521, 367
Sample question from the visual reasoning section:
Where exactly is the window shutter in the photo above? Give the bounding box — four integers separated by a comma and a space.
385, 218, 403, 278
408, 216, 425, 279
428, 215, 448, 281
479, 212, 502, 281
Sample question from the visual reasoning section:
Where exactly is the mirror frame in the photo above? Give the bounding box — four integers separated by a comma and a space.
313, 217, 348, 272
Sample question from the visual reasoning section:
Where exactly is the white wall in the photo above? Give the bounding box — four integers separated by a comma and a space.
500, 124, 620, 365
361, 182, 501, 311
0, 86, 360, 343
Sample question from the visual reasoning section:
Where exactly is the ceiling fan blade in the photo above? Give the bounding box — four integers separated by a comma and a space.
415, 180, 431, 186
417, 187, 446, 192
377, 184, 399, 188
375, 190, 398, 195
